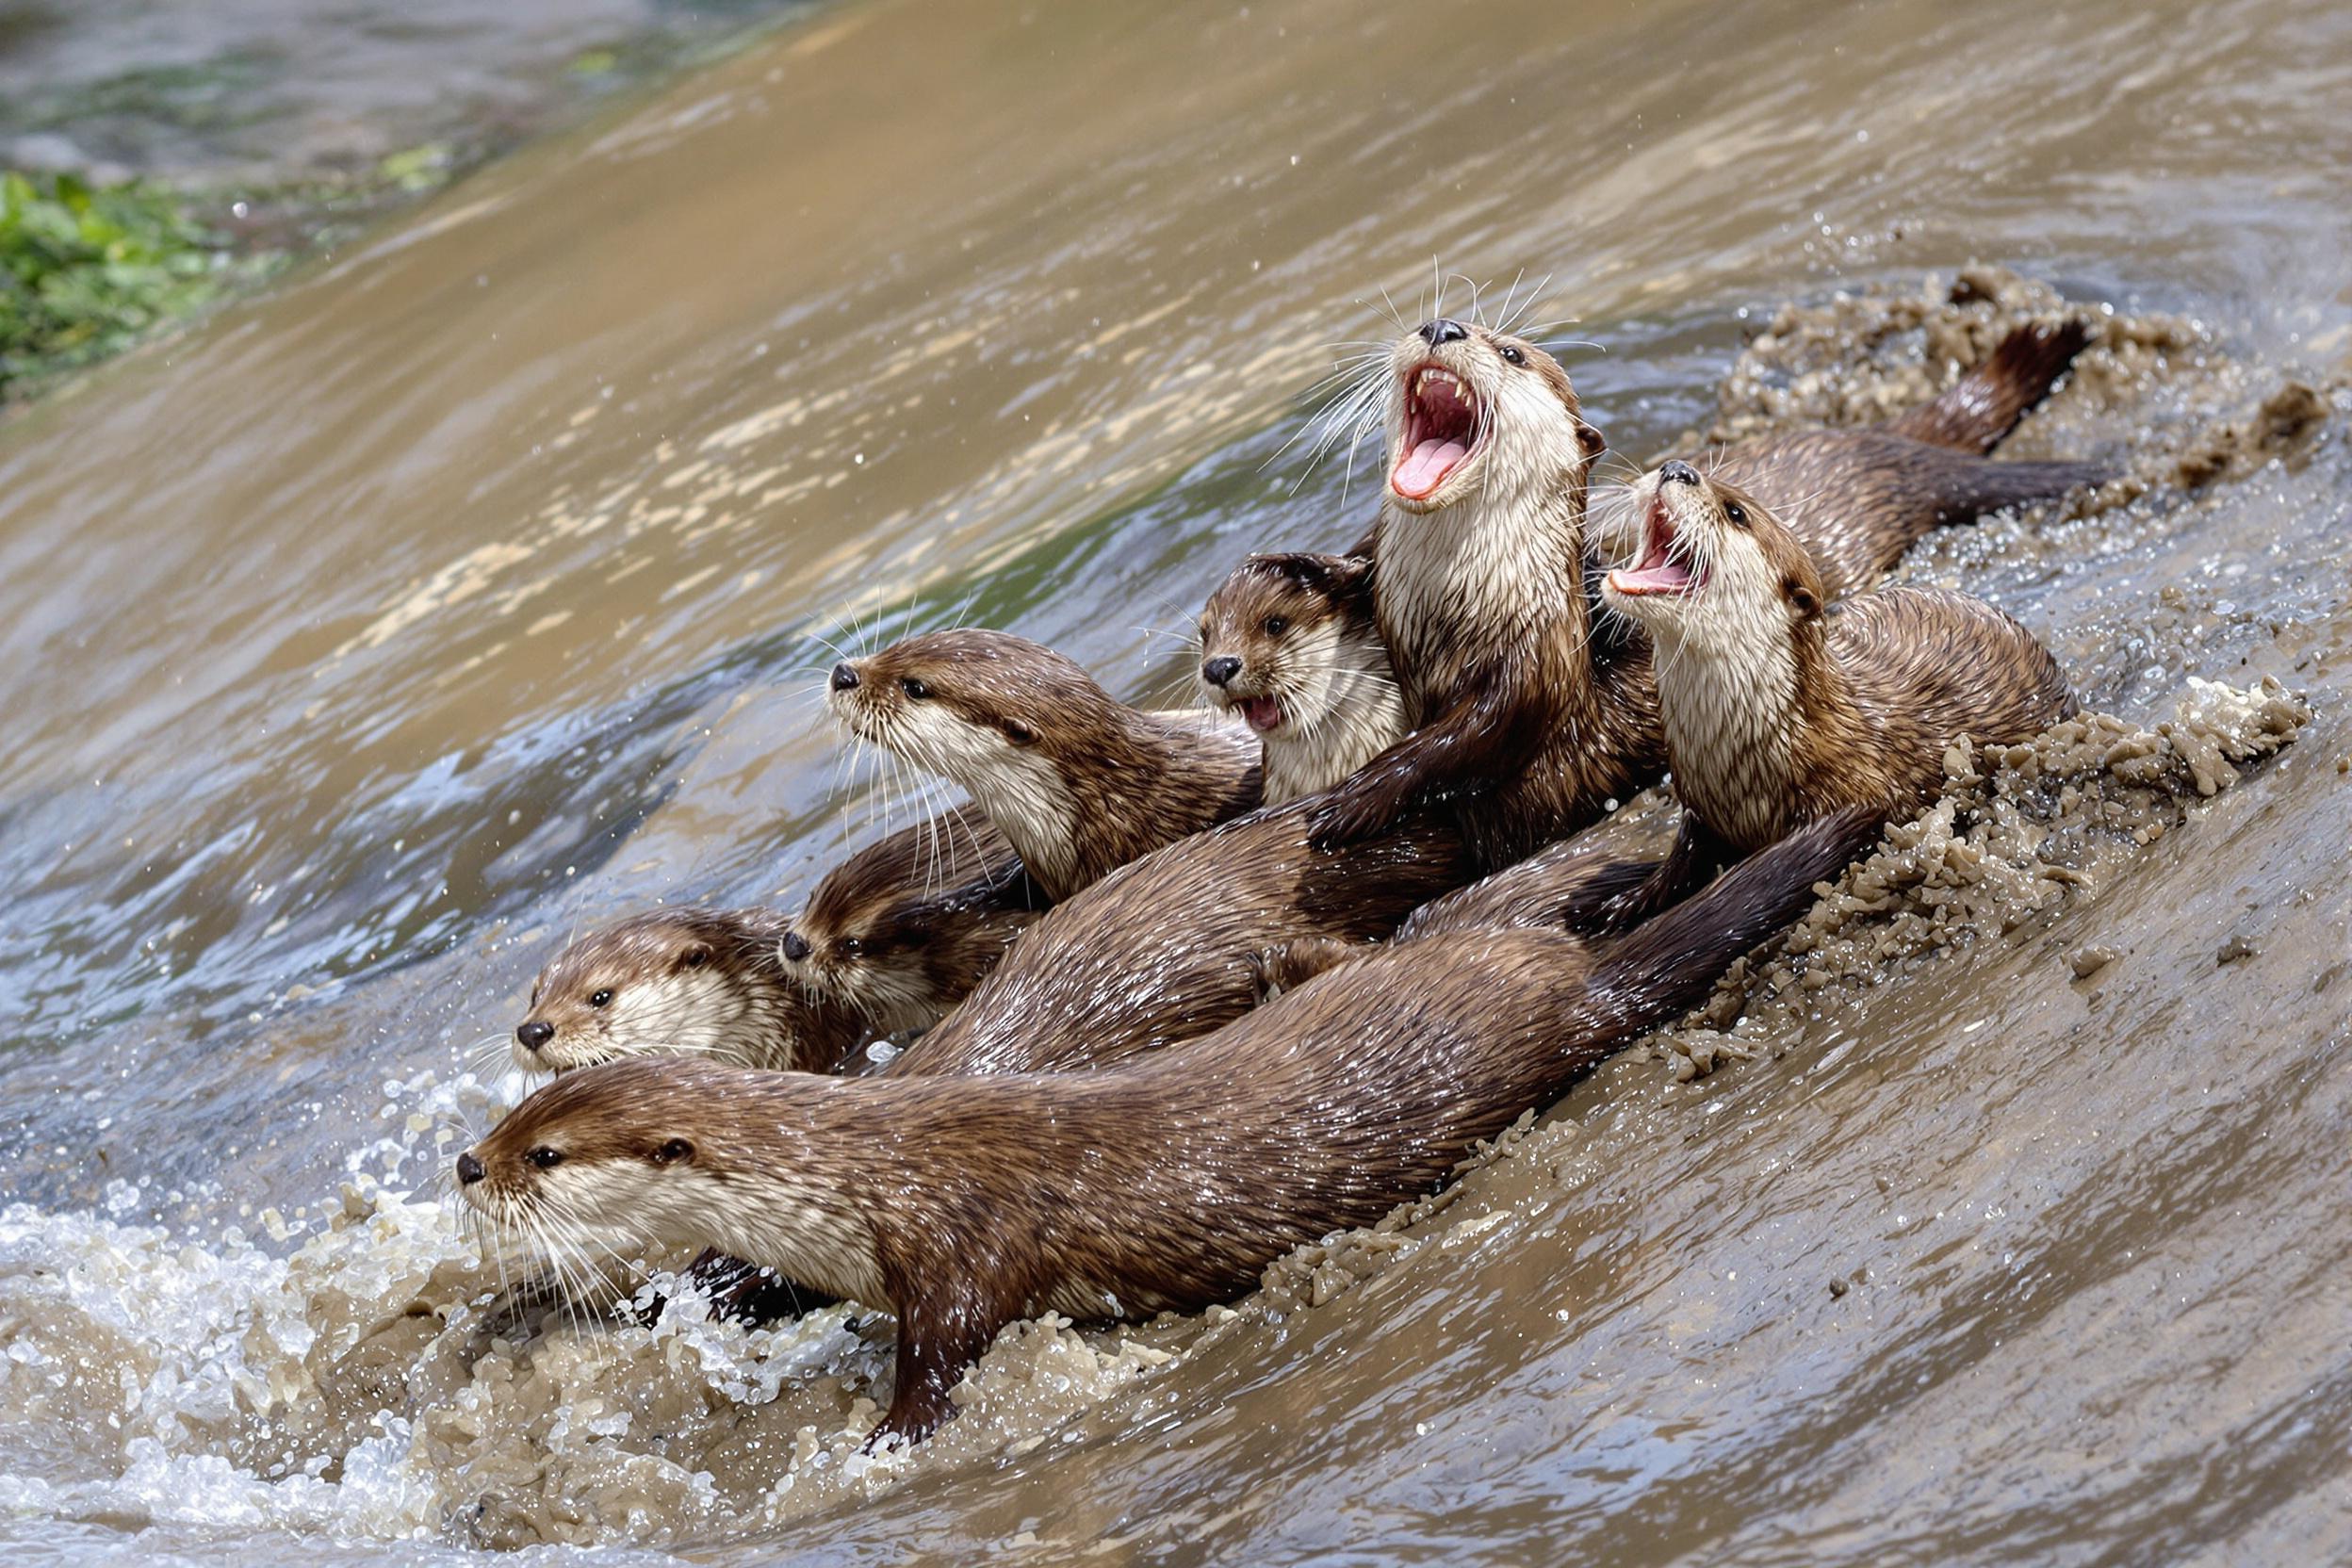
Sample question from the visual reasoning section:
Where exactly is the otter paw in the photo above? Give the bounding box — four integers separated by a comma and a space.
1308, 789, 1394, 849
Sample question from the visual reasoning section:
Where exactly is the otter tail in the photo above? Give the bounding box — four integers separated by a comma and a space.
1884, 319, 2094, 455
1564, 806, 1883, 1050
1932, 455, 2113, 523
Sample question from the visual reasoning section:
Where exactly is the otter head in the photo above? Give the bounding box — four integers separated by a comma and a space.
514, 908, 797, 1073
455, 1058, 878, 1301
457, 1057, 712, 1240
825, 629, 1121, 890
824, 629, 1118, 778
1196, 553, 1379, 737
1600, 459, 1825, 656
779, 865, 980, 1029
1383, 318, 1606, 514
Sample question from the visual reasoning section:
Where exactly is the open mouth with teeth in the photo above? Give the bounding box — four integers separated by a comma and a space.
1391, 364, 1483, 500
1608, 491, 1706, 597
1236, 694, 1284, 733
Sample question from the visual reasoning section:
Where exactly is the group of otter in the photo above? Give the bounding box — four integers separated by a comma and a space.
456, 311, 2100, 1447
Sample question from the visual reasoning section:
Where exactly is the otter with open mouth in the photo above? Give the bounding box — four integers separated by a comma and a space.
1308, 316, 1658, 871
1312, 315, 2103, 870
1196, 551, 1407, 804
1589, 458, 2078, 923
1634, 319, 2110, 598
456, 805, 1879, 1446
827, 629, 1263, 901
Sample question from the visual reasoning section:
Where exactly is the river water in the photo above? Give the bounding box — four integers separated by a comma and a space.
1, 0, 2347, 1561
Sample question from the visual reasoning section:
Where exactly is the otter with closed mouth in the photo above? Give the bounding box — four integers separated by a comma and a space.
514, 804, 1038, 1076
1312, 315, 2102, 869
827, 629, 1262, 901
1590, 458, 2078, 923
455, 805, 1880, 1446
512, 906, 860, 1076
776, 804, 1044, 1037
1196, 551, 1407, 804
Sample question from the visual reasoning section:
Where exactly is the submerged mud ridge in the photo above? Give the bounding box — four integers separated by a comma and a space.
0, 260, 2330, 1552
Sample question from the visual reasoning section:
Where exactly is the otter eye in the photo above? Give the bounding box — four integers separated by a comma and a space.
1002, 719, 1036, 745
1264, 615, 1289, 636
652, 1138, 695, 1166
680, 947, 710, 970
527, 1146, 564, 1170
839, 937, 865, 958
901, 677, 930, 700
1724, 502, 1749, 528
1498, 343, 1526, 366
589, 988, 612, 1008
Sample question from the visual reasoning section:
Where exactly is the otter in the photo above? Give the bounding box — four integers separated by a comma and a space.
511, 906, 862, 1076
1195, 551, 1407, 804
777, 803, 1043, 1037
882, 794, 1472, 1077
456, 805, 1880, 1445
1592, 319, 2107, 599
1307, 316, 1659, 870
1311, 317, 2101, 869
1591, 458, 2078, 922
827, 629, 1263, 901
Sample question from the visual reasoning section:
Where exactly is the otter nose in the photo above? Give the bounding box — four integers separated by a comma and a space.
780, 932, 811, 962
456, 1152, 485, 1185
829, 662, 859, 692
1660, 459, 1703, 487
515, 1020, 554, 1052
1417, 318, 1470, 347
1201, 655, 1242, 688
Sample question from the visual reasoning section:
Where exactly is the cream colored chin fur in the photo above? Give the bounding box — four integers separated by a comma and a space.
1376, 339, 1592, 689
1612, 520, 1805, 848
547, 1159, 891, 1309
868, 700, 1082, 900
1256, 620, 1408, 803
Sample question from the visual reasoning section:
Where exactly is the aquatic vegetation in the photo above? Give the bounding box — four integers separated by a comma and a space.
0, 172, 247, 400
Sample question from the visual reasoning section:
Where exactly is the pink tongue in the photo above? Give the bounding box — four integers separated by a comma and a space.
1610, 559, 1694, 595
1241, 696, 1283, 733
1391, 437, 1467, 499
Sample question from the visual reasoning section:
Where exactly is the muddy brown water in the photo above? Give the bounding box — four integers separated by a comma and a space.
2, 0, 2349, 1561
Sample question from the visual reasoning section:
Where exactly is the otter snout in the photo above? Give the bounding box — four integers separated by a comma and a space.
456, 1152, 485, 1185
830, 662, 860, 691
516, 1020, 554, 1052
1661, 459, 1703, 486
1416, 318, 1470, 346
781, 932, 812, 962
1201, 655, 1242, 688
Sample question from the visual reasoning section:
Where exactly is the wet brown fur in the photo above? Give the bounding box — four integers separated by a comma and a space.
1587, 466, 2077, 925
517, 907, 864, 1076
884, 795, 1476, 1076
1313, 320, 1658, 872
462, 808, 1880, 1444
1316, 318, 2099, 873
829, 629, 1263, 900
1667, 319, 2106, 599
780, 803, 1045, 1035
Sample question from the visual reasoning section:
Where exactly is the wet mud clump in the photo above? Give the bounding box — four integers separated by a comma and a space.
1643, 676, 2311, 1081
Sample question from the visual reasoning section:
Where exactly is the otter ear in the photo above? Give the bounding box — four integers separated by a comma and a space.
1575, 417, 1608, 464
1002, 719, 1037, 745
1786, 579, 1821, 620
652, 1137, 696, 1166
678, 945, 711, 971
